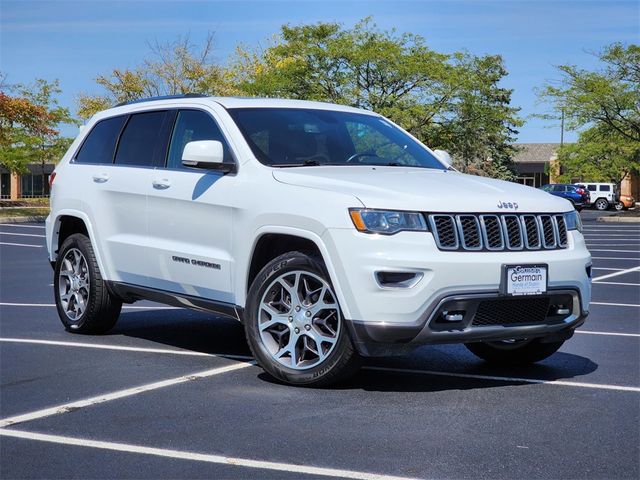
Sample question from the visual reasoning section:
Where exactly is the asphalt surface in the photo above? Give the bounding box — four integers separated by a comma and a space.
0, 212, 639, 479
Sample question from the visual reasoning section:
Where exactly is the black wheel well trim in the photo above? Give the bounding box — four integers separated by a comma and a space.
246, 232, 325, 293
55, 215, 89, 255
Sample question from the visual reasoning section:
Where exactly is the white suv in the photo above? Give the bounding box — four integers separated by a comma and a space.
46, 95, 591, 386
578, 182, 618, 210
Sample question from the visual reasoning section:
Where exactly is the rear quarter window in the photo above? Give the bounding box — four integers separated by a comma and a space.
599, 185, 611, 192
74, 116, 127, 164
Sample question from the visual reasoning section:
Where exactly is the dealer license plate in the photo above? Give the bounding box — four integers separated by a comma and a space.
503, 264, 547, 296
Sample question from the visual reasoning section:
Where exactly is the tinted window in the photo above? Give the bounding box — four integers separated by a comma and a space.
75, 116, 127, 164
587, 185, 597, 191
115, 111, 170, 167
600, 185, 611, 192
228, 108, 444, 169
166, 110, 232, 169
551, 185, 565, 192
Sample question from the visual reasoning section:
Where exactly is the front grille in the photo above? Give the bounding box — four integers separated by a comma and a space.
472, 297, 551, 326
428, 213, 569, 252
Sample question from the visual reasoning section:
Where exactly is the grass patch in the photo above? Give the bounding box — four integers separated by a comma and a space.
0, 207, 50, 218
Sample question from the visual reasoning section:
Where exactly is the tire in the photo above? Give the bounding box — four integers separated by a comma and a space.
594, 198, 609, 210
54, 233, 122, 334
245, 251, 360, 386
465, 337, 564, 365
614, 202, 624, 211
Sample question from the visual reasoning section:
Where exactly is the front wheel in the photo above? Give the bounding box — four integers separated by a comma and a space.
465, 338, 564, 365
245, 251, 360, 386
614, 202, 625, 211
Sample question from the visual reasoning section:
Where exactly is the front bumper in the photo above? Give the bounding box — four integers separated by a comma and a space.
321, 228, 591, 356
347, 288, 587, 356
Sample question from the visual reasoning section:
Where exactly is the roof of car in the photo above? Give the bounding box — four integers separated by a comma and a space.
103, 95, 377, 117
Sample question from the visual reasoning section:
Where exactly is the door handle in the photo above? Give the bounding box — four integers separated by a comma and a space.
92, 173, 109, 183
152, 179, 171, 190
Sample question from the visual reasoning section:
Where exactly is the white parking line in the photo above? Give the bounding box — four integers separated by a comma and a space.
0, 361, 256, 428
0, 338, 252, 360
589, 249, 640, 253
592, 267, 626, 271
0, 429, 417, 480
591, 257, 640, 260
0, 224, 45, 229
0, 302, 179, 310
0, 242, 42, 248
0, 231, 45, 238
592, 266, 640, 281
578, 330, 640, 338
591, 301, 640, 308
593, 281, 640, 286
2, 337, 638, 391
364, 367, 640, 393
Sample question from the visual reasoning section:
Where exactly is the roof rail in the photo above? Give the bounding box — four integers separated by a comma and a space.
114, 93, 208, 107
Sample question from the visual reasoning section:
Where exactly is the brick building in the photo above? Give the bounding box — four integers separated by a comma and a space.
513, 143, 639, 198
0, 163, 55, 199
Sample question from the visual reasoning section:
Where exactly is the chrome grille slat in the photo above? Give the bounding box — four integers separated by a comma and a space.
457, 215, 482, 250
428, 213, 568, 252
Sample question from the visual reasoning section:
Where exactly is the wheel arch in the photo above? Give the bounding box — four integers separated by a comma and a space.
240, 227, 352, 319
49, 210, 107, 277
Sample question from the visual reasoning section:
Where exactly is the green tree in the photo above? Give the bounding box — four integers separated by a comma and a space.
232, 18, 521, 178
1, 78, 75, 195
77, 34, 239, 120
540, 43, 639, 142
557, 126, 639, 185
539, 43, 640, 184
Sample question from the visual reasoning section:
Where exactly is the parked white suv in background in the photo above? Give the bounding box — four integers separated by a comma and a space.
46, 95, 591, 386
578, 182, 619, 210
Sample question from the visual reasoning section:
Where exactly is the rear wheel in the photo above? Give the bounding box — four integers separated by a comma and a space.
245, 251, 360, 386
594, 198, 609, 210
614, 202, 624, 211
465, 338, 564, 365
54, 233, 122, 334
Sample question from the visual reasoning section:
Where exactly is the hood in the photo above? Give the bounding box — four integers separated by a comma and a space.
273, 166, 571, 213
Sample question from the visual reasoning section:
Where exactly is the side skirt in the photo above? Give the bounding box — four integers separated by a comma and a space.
106, 281, 244, 322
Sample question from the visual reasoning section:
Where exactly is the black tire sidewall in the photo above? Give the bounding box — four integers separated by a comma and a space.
54, 233, 114, 332
245, 252, 356, 386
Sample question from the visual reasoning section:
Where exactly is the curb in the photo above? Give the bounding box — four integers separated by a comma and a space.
597, 216, 640, 223
0, 216, 47, 224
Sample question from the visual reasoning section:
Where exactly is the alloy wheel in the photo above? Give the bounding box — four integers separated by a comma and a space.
58, 248, 90, 321
258, 270, 341, 370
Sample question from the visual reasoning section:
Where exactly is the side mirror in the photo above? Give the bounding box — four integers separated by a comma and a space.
182, 140, 235, 172
433, 149, 454, 170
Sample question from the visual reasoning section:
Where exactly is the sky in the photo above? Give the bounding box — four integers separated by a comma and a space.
1, 0, 638, 141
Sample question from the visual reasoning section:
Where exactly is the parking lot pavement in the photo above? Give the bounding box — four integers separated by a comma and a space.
1, 218, 639, 479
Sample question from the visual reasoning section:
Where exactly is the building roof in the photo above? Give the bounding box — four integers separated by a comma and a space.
513, 143, 561, 164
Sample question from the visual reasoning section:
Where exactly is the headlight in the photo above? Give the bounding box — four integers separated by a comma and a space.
564, 210, 582, 232
349, 208, 427, 235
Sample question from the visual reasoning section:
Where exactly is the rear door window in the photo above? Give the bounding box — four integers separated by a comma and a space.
166, 109, 232, 169
599, 185, 611, 192
115, 111, 171, 167
75, 116, 127, 164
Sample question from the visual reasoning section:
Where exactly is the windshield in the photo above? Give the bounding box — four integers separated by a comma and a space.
227, 108, 445, 169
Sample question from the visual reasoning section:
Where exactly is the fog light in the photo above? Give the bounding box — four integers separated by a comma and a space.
442, 310, 465, 322
552, 304, 571, 315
